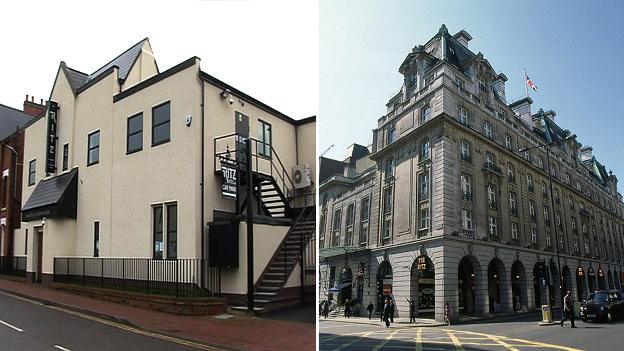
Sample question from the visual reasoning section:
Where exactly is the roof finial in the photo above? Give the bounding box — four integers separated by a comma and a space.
439, 24, 448, 34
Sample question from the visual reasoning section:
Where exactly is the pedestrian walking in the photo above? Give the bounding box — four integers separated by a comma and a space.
322, 300, 329, 319
383, 300, 391, 327
560, 290, 577, 328
406, 298, 416, 323
344, 299, 351, 318
444, 302, 451, 326
367, 301, 374, 320
389, 299, 395, 323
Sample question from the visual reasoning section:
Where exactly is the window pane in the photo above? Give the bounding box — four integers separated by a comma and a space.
167, 204, 177, 259
127, 132, 143, 153
153, 206, 163, 259
153, 103, 170, 125
128, 113, 143, 134
153, 122, 170, 145
89, 132, 100, 148
63, 144, 69, 171
88, 148, 99, 165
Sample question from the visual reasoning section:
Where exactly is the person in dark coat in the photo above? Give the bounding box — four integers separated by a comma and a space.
383, 300, 391, 327
344, 299, 351, 318
406, 298, 416, 323
322, 300, 329, 319
389, 299, 395, 323
367, 301, 375, 320
560, 290, 577, 328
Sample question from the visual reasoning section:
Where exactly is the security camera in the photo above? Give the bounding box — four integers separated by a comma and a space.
228, 97, 234, 105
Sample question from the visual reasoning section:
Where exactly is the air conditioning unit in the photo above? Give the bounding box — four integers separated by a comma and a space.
292, 164, 311, 189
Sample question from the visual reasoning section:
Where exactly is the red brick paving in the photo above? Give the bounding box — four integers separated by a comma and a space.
0, 279, 315, 351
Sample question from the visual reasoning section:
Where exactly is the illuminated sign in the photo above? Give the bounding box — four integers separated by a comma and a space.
46, 101, 59, 174
221, 159, 237, 198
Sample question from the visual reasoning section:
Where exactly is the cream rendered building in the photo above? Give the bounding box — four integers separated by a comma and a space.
15, 39, 315, 311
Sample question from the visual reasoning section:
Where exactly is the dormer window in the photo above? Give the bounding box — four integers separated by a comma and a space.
479, 77, 488, 92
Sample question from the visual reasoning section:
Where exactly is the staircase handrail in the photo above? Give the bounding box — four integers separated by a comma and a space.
214, 133, 296, 203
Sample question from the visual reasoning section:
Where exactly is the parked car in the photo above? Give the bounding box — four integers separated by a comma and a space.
580, 290, 624, 322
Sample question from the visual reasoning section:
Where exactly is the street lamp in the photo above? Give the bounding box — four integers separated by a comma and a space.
519, 134, 576, 311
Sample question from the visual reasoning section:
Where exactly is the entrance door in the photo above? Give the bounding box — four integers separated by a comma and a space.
35, 228, 43, 283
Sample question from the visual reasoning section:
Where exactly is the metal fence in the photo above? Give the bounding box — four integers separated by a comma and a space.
0, 256, 27, 277
303, 235, 316, 286
53, 257, 220, 298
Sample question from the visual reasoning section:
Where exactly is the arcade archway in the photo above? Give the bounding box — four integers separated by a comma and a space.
410, 255, 435, 317
597, 268, 606, 290
377, 261, 393, 312
487, 258, 505, 314
576, 267, 587, 301
511, 260, 528, 312
458, 256, 479, 316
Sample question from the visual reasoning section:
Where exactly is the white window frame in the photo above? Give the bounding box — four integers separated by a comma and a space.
484, 122, 493, 139
511, 222, 518, 240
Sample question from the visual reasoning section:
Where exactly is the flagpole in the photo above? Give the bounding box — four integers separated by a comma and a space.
524, 68, 528, 96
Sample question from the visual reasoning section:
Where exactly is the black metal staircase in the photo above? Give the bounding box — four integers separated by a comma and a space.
213, 134, 316, 312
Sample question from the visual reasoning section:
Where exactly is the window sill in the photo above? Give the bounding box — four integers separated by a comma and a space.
87, 161, 99, 167
126, 148, 143, 155
152, 138, 171, 148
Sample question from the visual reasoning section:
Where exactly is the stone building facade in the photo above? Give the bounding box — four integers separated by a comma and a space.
319, 25, 624, 322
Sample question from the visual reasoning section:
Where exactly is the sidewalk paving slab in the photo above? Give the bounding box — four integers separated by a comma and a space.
0, 279, 314, 351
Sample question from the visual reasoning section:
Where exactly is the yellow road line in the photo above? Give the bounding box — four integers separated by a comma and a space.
415, 328, 422, 351
331, 331, 372, 351
504, 337, 584, 351
372, 329, 399, 351
447, 330, 465, 351
44, 305, 224, 351
489, 334, 520, 351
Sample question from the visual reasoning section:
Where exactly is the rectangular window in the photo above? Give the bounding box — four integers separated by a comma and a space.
87, 130, 100, 166
509, 192, 517, 216
166, 203, 177, 259
529, 200, 536, 221
505, 134, 512, 150
511, 222, 518, 240
421, 140, 430, 160
461, 174, 472, 201
382, 187, 393, 239
531, 228, 537, 243
127, 113, 143, 154
153, 206, 164, 259
484, 122, 493, 139
360, 196, 370, 244
420, 104, 431, 124
28, 159, 36, 186
62, 143, 69, 171
459, 106, 468, 125
152, 101, 171, 146
93, 221, 100, 257
258, 119, 272, 158
488, 216, 498, 237
462, 210, 473, 233
319, 212, 327, 248
419, 208, 429, 231
387, 126, 396, 145
460, 141, 470, 162
2, 175, 8, 208
345, 202, 355, 246
419, 173, 429, 200
332, 208, 342, 246
546, 232, 552, 247
487, 184, 497, 209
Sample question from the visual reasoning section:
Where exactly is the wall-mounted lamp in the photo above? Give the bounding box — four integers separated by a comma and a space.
220, 89, 234, 105
41, 217, 46, 227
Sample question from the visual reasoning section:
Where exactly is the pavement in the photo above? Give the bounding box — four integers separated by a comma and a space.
0, 278, 314, 351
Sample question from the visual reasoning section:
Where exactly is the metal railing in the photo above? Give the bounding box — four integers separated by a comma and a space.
0, 256, 26, 277
214, 133, 296, 203
53, 257, 219, 297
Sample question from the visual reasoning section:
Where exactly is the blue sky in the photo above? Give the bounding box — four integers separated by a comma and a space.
320, 0, 624, 193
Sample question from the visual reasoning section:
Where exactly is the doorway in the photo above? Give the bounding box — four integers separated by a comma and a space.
34, 227, 43, 283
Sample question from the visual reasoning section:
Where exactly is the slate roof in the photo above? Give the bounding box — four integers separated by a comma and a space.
89, 38, 146, 82
61, 38, 149, 93
0, 103, 34, 141
22, 168, 78, 212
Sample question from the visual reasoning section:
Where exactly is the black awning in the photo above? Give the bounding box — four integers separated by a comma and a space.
22, 168, 78, 222
329, 282, 352, 293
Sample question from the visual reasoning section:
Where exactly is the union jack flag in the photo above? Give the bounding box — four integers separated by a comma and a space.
525, 73, 538, 92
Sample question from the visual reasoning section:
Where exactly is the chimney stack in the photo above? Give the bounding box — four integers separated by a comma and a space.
492, 73, 508, 102
509, 97, 533, 128
23, 94, 47, 117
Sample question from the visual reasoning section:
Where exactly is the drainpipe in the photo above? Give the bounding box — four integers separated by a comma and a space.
200, 78, 206, 289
